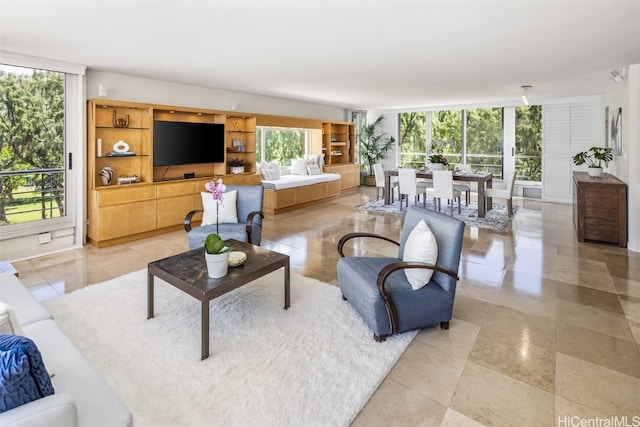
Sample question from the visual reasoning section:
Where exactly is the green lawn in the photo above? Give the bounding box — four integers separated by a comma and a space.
2, 186, 63, 225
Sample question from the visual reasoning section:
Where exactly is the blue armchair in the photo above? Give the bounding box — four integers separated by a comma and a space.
184, 185, 264, 249
337, 205, 465, 341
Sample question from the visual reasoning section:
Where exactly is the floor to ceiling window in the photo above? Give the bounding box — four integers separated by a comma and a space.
399, 112, 427, 168
515, 105, 542, 181
431, 110, 463, 166
466, 108, 504, 179
0, 65, 66, 226
398, 106, 542, 184
0, 53, 84, 260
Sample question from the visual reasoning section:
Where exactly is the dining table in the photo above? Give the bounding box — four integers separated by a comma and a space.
384, 169, 494, 218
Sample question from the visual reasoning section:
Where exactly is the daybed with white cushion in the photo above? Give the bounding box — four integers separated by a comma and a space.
260, 157, 341, 214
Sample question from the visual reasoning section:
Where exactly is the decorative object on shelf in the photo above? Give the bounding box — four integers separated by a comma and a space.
572, 146, 613, 177
227, 158, 245, 174
203, 233, 232, 278
232, 139, 244, 152
97, 138, 102, 157
112, 111, 129, 128
358, 115, 395, 178
610, 107, 622, 156
113, 140, 130, 153
228, 251, 247, 267
117, 175, 139, 185
99, 167, 114, 185
232, 119, 241, 132
428, 154, 448, 170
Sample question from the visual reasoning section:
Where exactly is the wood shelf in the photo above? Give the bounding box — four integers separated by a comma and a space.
322, 121, 355, 166
87, 99, 261, 247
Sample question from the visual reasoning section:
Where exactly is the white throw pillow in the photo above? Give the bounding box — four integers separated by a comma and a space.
306, 164, 323, 175
291, 158, 308, 175
201, 190, 238, 225
280, 165, 291, 175
268, 161, 281, 179
403, 220, 438, 290
0, 301, 25, 336
261, 168, 279, 180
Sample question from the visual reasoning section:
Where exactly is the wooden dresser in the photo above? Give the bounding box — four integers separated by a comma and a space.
572, 172, 627, 247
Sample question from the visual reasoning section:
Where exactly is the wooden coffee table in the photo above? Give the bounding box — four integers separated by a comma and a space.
147, 239, 290, 360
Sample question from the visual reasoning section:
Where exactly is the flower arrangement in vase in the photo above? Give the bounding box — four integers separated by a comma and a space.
227, 158, 245, 174
428, 154, 449, 170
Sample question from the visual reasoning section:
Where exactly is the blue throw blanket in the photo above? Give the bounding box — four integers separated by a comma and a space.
0, 334, 54, 412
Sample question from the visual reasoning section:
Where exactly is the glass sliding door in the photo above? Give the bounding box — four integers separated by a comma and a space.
466, 108, 504, 179
431, 110, 462, 165
515, 105, 542, 181
399, 112, 427, 168
0, 65, 67, 226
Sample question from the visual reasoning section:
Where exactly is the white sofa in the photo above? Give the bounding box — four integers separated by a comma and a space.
0, 273, 133, 427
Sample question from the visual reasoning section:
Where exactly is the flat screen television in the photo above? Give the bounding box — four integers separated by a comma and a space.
153, 120, 225, 167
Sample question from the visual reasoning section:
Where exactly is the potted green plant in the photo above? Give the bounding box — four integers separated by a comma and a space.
204, 233, 232, 278
203, 179, 233, 278
359, 115, 396, 186
428, 154, 449, 170
227, 158, 245, 174
572, 146, 613, 177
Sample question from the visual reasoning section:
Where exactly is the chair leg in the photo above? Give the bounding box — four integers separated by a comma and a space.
440, 321, 450, 330
374, 333, 388, 342
507, 199, 513, 217
458, 196, 461, 214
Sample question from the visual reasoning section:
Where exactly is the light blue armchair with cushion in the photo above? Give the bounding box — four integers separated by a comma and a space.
337, 205, 465, 341
184, 185, 264, 249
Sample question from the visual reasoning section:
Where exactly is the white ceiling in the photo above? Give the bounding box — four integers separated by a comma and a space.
1, 1, 640, 110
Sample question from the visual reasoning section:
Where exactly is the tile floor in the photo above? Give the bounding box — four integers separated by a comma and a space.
11, 186, 640, 426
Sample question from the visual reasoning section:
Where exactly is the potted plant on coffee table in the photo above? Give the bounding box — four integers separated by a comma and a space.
572, 146, 613, 177
204, 233, 232, 278
359, 115, 396, 186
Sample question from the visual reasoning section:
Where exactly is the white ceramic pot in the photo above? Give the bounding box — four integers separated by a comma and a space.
430, 163, 445, 171
230, 166, 245, 174
205, 252, 230, 278
587, 167, 603, 177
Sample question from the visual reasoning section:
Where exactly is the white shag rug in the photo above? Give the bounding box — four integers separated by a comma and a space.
43, 269, 416, 427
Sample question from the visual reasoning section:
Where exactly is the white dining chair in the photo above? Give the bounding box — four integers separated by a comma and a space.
453, 163, 472, 205
485, 169, 517, 217
398, 168, 430, 210
432, 170, 461, 215
373, 163, 398, 202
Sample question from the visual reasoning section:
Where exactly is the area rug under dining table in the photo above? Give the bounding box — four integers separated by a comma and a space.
43, 268, 416, 427
356, 199, 517, 231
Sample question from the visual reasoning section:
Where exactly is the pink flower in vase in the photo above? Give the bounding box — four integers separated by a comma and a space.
205, 178, 226, 234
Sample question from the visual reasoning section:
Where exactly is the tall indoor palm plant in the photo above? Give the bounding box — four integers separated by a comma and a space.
359, 115, 396, 178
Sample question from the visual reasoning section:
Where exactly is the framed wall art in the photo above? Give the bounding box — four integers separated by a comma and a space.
610, 107, 622, 156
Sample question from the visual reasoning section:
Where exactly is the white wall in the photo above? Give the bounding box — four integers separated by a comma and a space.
87, 71, 346, 121
603, 64, 639, 252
